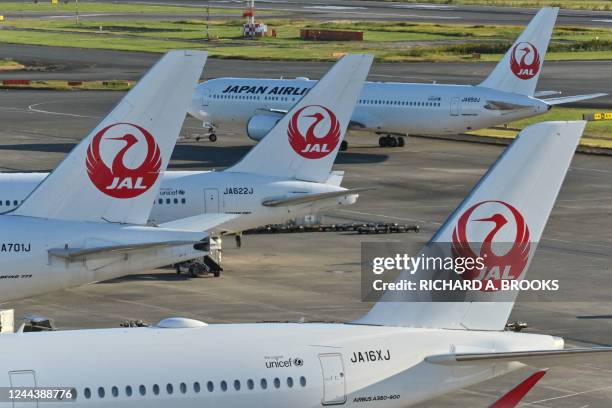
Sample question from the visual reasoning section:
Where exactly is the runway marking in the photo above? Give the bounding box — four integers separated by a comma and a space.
392, 4, 456, 10
303, 6, 367, 10
27, 102, 99, 119
592, 19, 612, 23
524, 385, 612, 405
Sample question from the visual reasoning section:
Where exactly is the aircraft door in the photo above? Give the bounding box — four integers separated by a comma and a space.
318, 353, 346, 405
204, 188, 220, 213
9, 370, 38, 408
201, 88, 211, 107
450, 97, 460, 116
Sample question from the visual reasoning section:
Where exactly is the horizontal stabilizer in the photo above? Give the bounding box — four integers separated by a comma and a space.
534, 90, 561, 97
326, 170, 345, 186
49, 240, 204, 261
262, 188, 370, 207
159, 213, 239, 232
542, 92, 608, 106
426, 347, 612, 367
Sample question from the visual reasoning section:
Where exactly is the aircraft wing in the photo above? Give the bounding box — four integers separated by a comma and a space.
48, 240, 204, 261
425, 347, 612, 367
159, 213, 240, 232
542, 92, 608, 105
262, 188, 370, 207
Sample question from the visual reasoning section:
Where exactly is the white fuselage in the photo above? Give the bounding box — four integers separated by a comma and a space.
0, 172, 355, 235
0, 322, 562, 407
189, 79, 550, 136
0, 172, 352, 303
0, 216, 204, 303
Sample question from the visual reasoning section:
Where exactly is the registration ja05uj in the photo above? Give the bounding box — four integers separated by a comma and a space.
2, 387, 76, 402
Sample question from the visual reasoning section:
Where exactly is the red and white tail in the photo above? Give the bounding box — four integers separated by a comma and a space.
355, 121, 584, 330
227, 54, 373, 183
13, 50, 207, 224
479, 7, 558, 96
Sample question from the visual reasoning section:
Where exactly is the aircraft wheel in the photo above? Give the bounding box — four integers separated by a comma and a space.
389, 137, 398, 148
208, 133, 217, 142
340, 140, 348, 151
378, 136, 386, 147
397, 137, 405, 147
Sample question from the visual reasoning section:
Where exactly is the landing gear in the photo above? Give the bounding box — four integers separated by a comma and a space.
203, 121, 217, 143
378, 135, 405, 148
340, 140, 348, 151
235, 234, 242, 248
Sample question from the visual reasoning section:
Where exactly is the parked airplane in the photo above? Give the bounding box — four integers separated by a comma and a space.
2, 121, 608, 407
0, 50, 213, 303
188, 7, 606, 149
0, 55, 372, 252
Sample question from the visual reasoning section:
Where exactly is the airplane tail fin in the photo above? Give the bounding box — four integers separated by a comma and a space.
479, 7, 558, 96
226, 54, 373, 183
354, 121, 584, 331
12, 50, 207, 225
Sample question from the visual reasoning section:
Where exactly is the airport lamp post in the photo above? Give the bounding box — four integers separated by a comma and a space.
205, 0, 210, 41
75, 0, 79, 25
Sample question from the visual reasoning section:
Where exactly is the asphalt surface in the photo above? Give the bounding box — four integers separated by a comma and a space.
2, 0, 612, 26
2, 45, 612, 108
1, 89, 612, 406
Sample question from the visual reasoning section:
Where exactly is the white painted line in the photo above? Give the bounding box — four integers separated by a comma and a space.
28, 102, 99, 119
525, 385, 612, 404
303, 6, 367, 10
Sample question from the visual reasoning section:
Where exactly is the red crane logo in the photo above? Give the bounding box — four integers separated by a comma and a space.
451, 200, 531, 290
510, 42, 541, 80
288, 105, 341, 159
86, 122, 161, 199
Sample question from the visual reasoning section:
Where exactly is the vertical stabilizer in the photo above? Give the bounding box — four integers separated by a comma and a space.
13, 50, 207, 224
479, 7, 558, 96
354, 121, 584, 330
226, 54, 373, 183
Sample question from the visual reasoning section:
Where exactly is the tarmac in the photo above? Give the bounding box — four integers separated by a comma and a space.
2, 45, 612, 108
1, 88, 612, 406
2, 0, 612, 27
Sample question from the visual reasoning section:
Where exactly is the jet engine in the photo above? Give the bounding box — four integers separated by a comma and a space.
246, 113, 283, 141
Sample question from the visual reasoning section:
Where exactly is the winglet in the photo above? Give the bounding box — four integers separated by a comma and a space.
489, 370, 546, 408
12, 50, 207, 225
